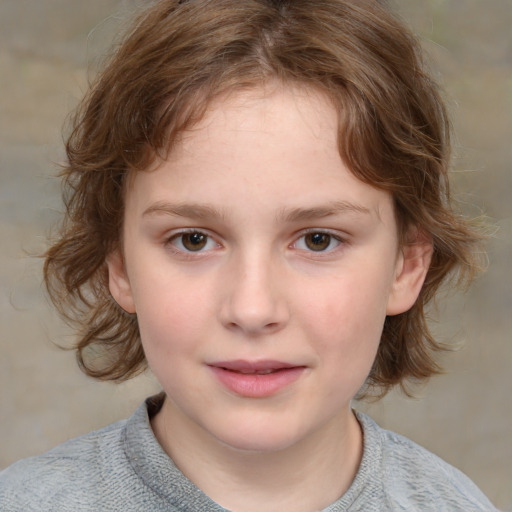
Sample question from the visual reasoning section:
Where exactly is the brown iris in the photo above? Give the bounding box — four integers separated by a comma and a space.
181, 232, 208, 251
304, 233, 332, 251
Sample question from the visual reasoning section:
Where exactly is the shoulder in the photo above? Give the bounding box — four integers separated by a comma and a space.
0, 419, 127, 512
356, 412, 498, 511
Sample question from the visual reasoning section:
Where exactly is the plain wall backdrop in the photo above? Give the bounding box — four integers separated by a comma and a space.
1, 0, 511, 509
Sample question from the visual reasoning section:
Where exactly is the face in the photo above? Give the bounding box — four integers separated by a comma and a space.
108, 85, 429, 454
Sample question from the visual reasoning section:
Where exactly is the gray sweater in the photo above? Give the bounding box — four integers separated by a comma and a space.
0, 395, 497, 511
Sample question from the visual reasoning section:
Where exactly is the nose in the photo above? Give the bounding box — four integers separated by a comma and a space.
219, 252, 290, 336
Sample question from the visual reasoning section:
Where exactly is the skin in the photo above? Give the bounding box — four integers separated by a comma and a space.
108, 84, 432, 512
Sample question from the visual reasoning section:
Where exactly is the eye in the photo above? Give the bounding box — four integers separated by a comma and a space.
294, 231, 342, 252
168, 231, 218, 252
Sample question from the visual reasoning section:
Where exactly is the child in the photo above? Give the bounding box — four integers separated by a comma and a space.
0, 0, 498, 510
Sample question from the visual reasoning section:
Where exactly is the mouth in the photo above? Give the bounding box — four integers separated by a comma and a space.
208, 360, 306, 397
210, 360, 300, 373
235, 368, 280, 375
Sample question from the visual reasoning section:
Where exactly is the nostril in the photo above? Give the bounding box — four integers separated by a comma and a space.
218, 267, 290, 334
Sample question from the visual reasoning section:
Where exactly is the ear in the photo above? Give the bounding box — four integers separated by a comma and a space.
106, 250, 136, 314
386, 230, 433, 316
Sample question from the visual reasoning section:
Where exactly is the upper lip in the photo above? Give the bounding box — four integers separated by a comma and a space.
209, 360, 301, 373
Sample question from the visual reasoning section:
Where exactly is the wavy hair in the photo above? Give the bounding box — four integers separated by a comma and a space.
44, 0, 484, 396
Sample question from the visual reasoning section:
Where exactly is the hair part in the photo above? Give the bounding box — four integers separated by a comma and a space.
45, 0, 485, 396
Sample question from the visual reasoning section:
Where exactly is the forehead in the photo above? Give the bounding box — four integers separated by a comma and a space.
126, 84, 394, 224
174, 84, 339, 166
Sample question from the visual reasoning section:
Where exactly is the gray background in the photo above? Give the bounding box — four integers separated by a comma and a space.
1, 0, 510, 509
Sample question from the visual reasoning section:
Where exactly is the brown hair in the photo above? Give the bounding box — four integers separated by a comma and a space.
45, 0, 484, 396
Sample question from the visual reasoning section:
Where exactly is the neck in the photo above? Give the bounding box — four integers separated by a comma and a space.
151, 399, 363, 512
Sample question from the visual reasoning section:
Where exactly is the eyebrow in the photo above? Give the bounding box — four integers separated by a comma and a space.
142, 200, 371, 222
142, 201, 225, 220
278, 201, 371, 223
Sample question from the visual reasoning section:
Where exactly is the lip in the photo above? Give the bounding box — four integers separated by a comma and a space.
208, 360, 306, 398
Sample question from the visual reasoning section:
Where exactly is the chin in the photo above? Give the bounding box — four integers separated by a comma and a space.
211, 420, 305, 454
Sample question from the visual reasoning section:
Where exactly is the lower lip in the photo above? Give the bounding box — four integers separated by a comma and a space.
209, 366, 305, 398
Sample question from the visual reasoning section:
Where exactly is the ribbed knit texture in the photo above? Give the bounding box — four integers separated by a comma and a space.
0, 395, 497, 511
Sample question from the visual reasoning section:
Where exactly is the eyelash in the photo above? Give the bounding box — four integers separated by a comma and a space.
166, 229, 220, 254
291, 229, 344, 254
165, 229, 346, 256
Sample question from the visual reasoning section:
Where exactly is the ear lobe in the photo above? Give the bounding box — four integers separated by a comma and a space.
386, 231, 433, 316
106, 250, 136, 314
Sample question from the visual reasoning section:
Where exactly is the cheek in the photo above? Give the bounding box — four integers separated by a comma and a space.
132, 254, 213, 316
132, 272, 211, 358
300, 273, 388, 366
306, 272, 388, 331
138, 296, 207, 347
135, 298, 205, 397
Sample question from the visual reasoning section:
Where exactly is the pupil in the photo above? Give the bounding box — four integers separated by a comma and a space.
306, 233, 330, 251
183, 233, 207, 251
